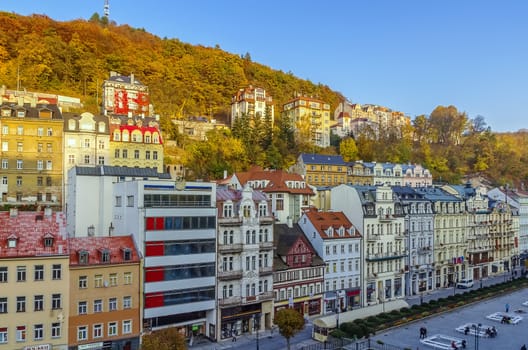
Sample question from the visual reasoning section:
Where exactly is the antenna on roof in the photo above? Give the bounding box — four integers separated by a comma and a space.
104, 0, 110, 19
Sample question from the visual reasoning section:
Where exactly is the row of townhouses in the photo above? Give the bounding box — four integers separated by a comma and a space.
2, 163, 527, 350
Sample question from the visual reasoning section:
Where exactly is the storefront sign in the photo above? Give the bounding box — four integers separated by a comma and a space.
78, 342, 104, 350
24, 345, 51, 350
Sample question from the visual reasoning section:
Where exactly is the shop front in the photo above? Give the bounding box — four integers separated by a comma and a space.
220, 304, 261, 340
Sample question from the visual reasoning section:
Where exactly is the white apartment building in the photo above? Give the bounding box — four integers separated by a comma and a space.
331, 184, 406, 307
298, 208, 362, 313
230, 86, 274, 127
216, 185, 274, 340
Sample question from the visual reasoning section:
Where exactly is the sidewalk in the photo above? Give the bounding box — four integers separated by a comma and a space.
188, 329, 276, 350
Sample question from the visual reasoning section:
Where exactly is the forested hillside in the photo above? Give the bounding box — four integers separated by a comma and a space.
1, 12, 527, 187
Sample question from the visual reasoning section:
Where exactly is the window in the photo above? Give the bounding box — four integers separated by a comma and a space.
145, 150, 150, 159
79, 276, 87, 288
115, 149, 120, 158
123, 296, 131, 309
98, 156, 105, 165
115, 196, 122, 207
109, 273, 118, 286
124, 272, 132, 285
17, 142, 23, 152
98, 139, 105, 149
52, 264, 62, 280
93, 299, 102, 313
78, 301, 87, 315
108, 322, 118, 336
0, 298, 7, 313
52, 294, 61, 309
46, 177, 52, 186
1, 141, 7, 151
47, 143, 52, 152
134, 150, 140, 159
34, 265, 44, 281
123, 320, 132, 334
1, 125, 7, 134
16, 296, 26, 312
34, 324, 43, 340
153, 151, 158, 160
127, 195, 134, 207
37, 127, 44, 136
1, 177, 6, 186
77, 326, 87, 341
1, 159, 8, 169
0, 267, 6, 282
122, 149, 128, 158
51, 322, 61, 338
0, 327, 7, 343
46, 160, 52, 170
17, 159, 23, 169
109, 298, 117, 311
38, 143, 43, 152
84, 139, 91, 148
17, 266, 26, 282
34, 295, 43, 311
84, 155, 90, 164
101, 250, 110, 263
95, 274, 103, 288
17, 126, 23, 135
47, 128, 53, 136
16, 176, 22, 186
17, 325, 26, 341
93, 324, 103, 338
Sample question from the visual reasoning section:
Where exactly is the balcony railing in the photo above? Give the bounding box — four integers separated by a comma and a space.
379, 215, 396, 222
219, 296, 242, 307
218, 270, 243, 281
243, 291, 274, 304
259, 241, 274, 250
218, 243, 243, 253
259, 266, 273, 275
366, 252, 407, 261
417, 246, 432, 255
367, 235, 382, 242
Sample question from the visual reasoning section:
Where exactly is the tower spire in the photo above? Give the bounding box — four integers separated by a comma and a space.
104, 0, 110, 19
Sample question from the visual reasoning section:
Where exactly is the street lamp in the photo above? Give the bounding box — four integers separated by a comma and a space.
334, 291, 340, 329
253, 313, 261, 350
472, 323, 481, 350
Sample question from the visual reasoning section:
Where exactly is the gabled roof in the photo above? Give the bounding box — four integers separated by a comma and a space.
0, 211, 68, 258
0, 102, 63, 119
216, 186, 268, 202
300, 153, 345, 165
274, 224, 325, 268
233, 166, 314, 195
302, 208, 361, 239
69, 235, 140, 266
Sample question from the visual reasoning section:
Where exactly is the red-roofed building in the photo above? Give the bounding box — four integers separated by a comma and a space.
228, 166, 315, 225
0, 209, 69, 349
68, 235, 141, 350
298, 208, 362, 313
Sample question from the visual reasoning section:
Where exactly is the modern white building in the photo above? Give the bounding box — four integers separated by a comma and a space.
112, 179, 217, 339
216, 185, 274, 340
230, 86, 274, 127
298, 208, 362, 313
331, 184, 406, 307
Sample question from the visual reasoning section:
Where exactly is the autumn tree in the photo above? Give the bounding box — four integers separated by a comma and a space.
339, 137, 358, 162
142, 327, 187, 350
274, 308, 305, 350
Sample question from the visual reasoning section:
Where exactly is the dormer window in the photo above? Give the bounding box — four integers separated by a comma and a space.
223, 203, 233, 218
100, 249, 111, 263
122, 248, 132, 261
7, 234, 18, 248
79, 250, 89, 265
43, 233, 54, 247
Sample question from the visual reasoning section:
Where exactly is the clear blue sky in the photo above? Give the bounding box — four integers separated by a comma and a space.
3, 0, 528, 132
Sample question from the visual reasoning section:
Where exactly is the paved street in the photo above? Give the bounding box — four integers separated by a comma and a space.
189, 272, 526, 350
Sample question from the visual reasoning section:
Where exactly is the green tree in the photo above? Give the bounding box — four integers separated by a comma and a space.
141, 327, 187, 350
274, 308, 305, 350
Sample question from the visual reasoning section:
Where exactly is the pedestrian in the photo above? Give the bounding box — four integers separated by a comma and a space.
424, 327, 427, 338
506, 303, 510, 313
461, 339, 466, 349
231, 330, 237, 342
451, 340, 458, 349
419, 327, 425, 339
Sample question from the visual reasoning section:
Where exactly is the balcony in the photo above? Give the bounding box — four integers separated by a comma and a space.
219, 296, 242, 307
243, 291, 274, 304
467, 246, 492, 253
394, 233, 405, 240
218, 243, 243, 253
218, 216, 242, 226
259, 266, 273, 276
218, 270, 243, 281
259, 216, 275, 224
367, 235, 382, 242
379, 214, 396, 222
366, 252, 407, 261
259, 241, 274, 250
417, 246, 432, 255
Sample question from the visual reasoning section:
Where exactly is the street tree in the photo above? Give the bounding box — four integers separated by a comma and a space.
141, 327, 187, 350
274, 308, 305, 350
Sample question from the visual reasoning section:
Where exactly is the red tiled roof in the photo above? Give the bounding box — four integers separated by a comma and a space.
0, 211, 68, 258
235, 166, 314, 195
303, 208, 361, 239
69, 235, 140, 266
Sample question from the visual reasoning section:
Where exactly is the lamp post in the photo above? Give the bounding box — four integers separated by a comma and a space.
335, 291, 340, 329
472, 323, 481, 350
253, 313, 260, 350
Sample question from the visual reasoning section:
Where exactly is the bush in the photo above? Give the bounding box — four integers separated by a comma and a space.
330, 328, 347, 339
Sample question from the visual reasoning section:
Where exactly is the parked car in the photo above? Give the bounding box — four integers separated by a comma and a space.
456, 279, 474, 289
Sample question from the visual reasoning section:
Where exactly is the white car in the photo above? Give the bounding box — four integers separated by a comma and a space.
456, 279, 474, 289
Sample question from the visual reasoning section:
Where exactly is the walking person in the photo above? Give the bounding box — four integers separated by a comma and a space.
506, 303, 510, 313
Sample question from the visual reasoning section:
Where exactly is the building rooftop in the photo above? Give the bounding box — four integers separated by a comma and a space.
73, 165, 171, 179
69, 235, 140, 266
0, 210, 68, 258
302, 208, 361, 239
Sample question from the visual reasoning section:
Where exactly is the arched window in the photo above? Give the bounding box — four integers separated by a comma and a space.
122, 130, 129, 142
113, 130, 121, 141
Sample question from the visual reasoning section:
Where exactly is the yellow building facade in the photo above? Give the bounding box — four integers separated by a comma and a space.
0, 102, 64, 208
